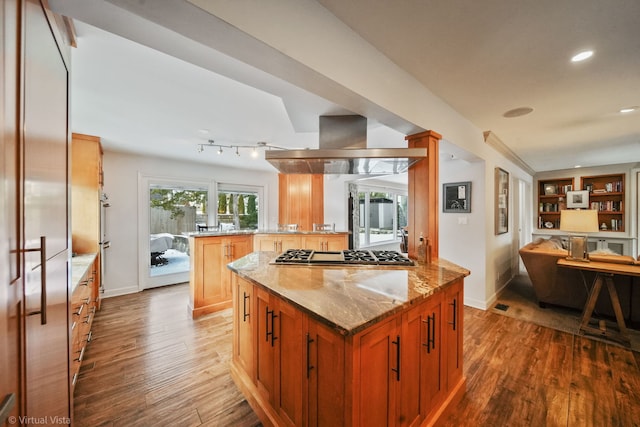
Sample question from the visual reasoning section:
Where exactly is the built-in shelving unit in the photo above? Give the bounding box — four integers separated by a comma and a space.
537, 177, 574, 230
580, 173, 625, 232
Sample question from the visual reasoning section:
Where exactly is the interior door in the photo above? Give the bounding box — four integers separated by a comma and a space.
22, 0, 70, 420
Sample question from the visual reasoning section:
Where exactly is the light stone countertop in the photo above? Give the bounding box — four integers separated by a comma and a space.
227, 251, 470, 336
71, 253, 97, 292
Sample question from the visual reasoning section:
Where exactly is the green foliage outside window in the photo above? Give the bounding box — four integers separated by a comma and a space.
150, 189, 207, 219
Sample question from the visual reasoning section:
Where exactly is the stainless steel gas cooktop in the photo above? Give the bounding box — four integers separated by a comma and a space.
273, 249, 414, 266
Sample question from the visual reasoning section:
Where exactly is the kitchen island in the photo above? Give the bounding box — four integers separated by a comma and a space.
186, 230, 349, 318
227, 251, 470, 427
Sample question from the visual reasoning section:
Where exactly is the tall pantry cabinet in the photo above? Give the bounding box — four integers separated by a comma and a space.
1, 0, 73, 424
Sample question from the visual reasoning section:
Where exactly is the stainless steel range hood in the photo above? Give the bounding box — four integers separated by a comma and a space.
265, 115, 427, 174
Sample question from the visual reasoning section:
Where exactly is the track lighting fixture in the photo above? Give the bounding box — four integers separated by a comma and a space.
196, 139, 288, 158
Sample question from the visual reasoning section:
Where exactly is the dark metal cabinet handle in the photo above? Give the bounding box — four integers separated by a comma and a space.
391, 335, 401, 381
25, 236, 47, 324
243, 292, 250, 321
265, 307, 278, 346
0, 393, 16, 425
422, 313, 436, 353
449, 298, 457, 331
306, 333, 315, 378
270, 311, 278, 346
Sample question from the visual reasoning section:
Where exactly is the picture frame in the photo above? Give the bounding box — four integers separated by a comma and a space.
443, 181, 471, 213
566, 190, 589, 209
495, 167, 509, 234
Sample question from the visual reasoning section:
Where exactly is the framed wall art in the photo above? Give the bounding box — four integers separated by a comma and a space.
495, 167, 509, 234
566, 190, 589, 209
443, 181, 471, 213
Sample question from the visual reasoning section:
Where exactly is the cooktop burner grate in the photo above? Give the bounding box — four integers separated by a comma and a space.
275, 249, 313, 262
274, 249, 413, 266
342, 250, 377, 263
371, 250, 414, 265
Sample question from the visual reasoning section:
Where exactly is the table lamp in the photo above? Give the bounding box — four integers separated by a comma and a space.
559, 209, 599, 261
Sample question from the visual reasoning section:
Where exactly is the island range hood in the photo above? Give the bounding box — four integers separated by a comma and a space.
265, 115, 427, 174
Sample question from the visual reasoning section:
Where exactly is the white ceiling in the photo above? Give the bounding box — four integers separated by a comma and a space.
51, 0, 640, 173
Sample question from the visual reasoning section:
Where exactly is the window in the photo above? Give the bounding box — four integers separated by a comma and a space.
216, 183, 263, 231
358, 188, 407, 247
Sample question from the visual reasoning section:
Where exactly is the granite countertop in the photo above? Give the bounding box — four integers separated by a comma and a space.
227, 251, 470, 336
71, 253, 97, 292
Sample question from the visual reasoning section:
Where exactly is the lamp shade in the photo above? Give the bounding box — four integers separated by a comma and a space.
559, 209, 599, 233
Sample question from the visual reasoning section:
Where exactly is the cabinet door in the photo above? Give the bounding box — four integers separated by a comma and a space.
280, 235, 302, 251
302, 235, 326, 251
254, 234, 301, 252
23, 0, 71, 419
197, 238, 225, 306
357, 317, 399, 427
254, 235, 279, 251
234, 276, 254, 379
255, 287, 276, 404
420, 293, 445, 421
306, 318, 345, 427
324, 234, 347, 251
222, 236, 253, 299
399, 304, 425, 427
274, 299, 304, 427
302, 234, 347, 251
444, 280, 463, 390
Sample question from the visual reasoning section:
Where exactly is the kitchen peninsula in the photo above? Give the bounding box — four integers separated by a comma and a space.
227, 250, 469, 427
187, 230, 349, 318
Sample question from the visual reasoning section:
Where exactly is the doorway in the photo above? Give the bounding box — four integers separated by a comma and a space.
139, 175, 212, 289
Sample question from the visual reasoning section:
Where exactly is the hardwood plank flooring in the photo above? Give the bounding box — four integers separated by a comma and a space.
74, 283, 640, 426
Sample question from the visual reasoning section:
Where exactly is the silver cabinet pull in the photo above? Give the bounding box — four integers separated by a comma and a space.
25, 236, 47, 324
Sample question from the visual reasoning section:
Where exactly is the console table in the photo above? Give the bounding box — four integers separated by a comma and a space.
557, 258, 640, 345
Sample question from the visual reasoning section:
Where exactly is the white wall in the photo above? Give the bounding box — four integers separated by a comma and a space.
439, 159, 486, 309
101, 150, 279, 297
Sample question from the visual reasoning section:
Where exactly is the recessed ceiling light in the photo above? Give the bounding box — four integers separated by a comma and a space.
503, 107, 534, 118
571, 50, 594, 62
198, 129, 210, 134
574, 165, 582, 168
619, 106, 638, 113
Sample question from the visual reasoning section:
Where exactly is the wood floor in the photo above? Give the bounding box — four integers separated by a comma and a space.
74, 283, 640, 427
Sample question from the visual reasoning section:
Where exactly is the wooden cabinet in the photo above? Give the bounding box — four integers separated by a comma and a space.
580, 173, 625, 232
356, 316, 400, 427
254, 234, 302, 252
537, 177, 574, 230
407, 131, 440, 261
444, 279, 464, 392
231, 271, 464, 427
254, 233, 348, 252
72, 133, 103, 313
70, 255, 99, 390
234, 276, 255, 379
302, 234, 348, 251
304, 317, 345, 427
255, 287, 304, 426
189, 234, 253, 318
72, 133, 103, 250
400, 291, 445, 426
279, 174, 324, 231
419, 293, 446, 421
354, 283, 461, 427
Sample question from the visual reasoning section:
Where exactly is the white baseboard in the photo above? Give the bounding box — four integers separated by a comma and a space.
102, 285, 139, 299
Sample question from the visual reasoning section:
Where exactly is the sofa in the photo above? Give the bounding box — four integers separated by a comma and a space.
519, 238, 640, 328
